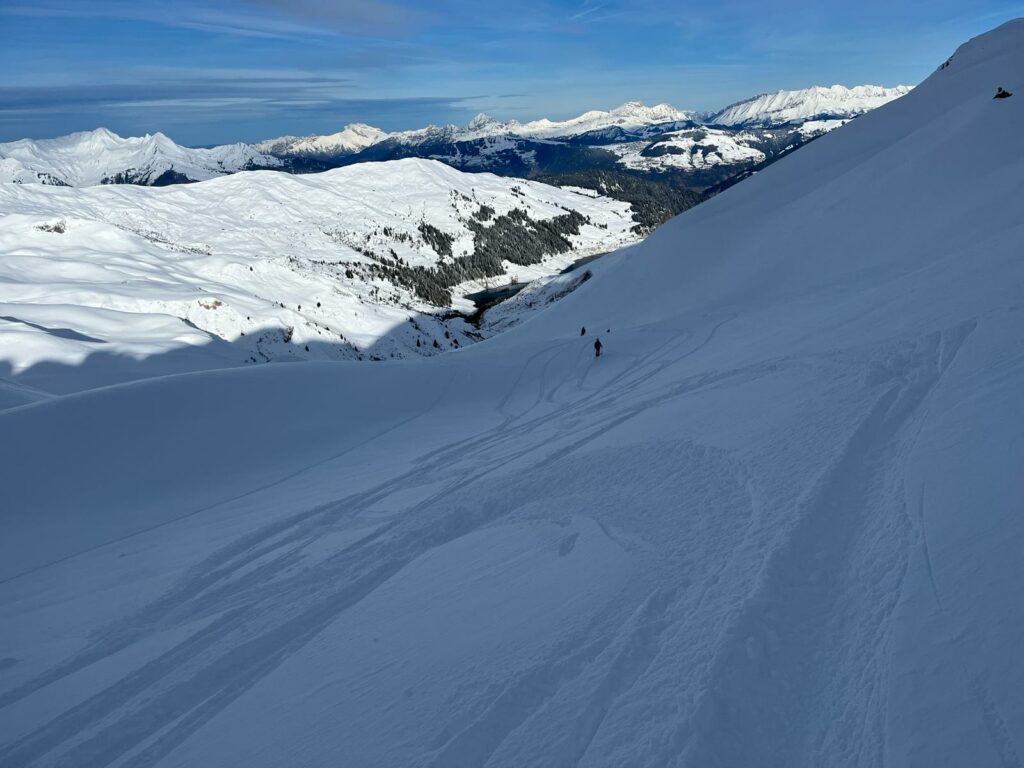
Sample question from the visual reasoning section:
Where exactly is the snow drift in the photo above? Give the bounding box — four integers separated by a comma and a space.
1, 19, 1022, 768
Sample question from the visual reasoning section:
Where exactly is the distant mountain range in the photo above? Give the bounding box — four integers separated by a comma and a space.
252, 123, 388, 160
1, 85, 912, 186
0, 128, 282, 187
0, 84, 912, 231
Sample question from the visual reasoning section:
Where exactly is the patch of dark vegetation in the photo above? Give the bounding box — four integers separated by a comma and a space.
149, 171, 196, 187
535, 169, 704, 232
150, 169, 197, 186
473, 204, 495, 222
101, 169, 197, 186
37, 173, 69, 186
35, 219, 66, 234
271, 157, 342, 174
101, 170, 144, 185
418, 221, 454, 257
362, 208, 589, 306
342, 135, 623, 177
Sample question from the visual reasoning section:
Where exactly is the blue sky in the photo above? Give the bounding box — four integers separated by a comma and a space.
1, 0, 1021, 144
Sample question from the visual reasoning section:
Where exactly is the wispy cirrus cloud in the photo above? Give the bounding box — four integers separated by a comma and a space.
0, 67, 482, 143
0, 0, 418, 39
2, 0, 1019, 143
243, 0, 433, 28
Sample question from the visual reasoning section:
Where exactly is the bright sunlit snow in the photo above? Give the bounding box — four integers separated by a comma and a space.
0, 128, 281, 187
711, 84, 914, 126
0, 159, 637, 392
0, 19, 1022, 768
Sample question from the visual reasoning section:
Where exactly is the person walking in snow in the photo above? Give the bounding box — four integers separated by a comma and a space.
580, 326, 586, 336
594, 338, 602, 358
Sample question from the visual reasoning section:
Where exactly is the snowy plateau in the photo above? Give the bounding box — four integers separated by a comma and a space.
1, 18, 1023, 768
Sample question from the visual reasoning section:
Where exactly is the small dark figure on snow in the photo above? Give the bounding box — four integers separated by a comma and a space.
994, 87, 1013, 99
594, 338, 603, 358
580, 326, 586, 336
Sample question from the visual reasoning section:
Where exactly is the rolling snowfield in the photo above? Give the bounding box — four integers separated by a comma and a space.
0, 159, 638, 395
1, 19, 1023, 768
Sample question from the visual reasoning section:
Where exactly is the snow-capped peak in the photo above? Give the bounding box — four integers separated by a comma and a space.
0, 128, 281, 186
610, 101, 691, 122
467, 113, 501, 131
454, 101, 697, 141
253, 123, 390, 159
710, 84, 914, 127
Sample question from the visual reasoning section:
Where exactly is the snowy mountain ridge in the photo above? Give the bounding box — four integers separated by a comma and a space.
468, 101, 698, 140
0, 127, 281, 187
711, 84, 914, 126
1, 89, 910, 189
261, 90, 907, 153
257, 101, 698, 155
252, 123, 389, 159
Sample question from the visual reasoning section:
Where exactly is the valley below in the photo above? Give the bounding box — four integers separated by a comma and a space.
0, 160, 642, 400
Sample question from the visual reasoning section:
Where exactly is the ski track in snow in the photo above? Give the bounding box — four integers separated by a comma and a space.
2, 19, 1024, 768
0, 321, 980, 767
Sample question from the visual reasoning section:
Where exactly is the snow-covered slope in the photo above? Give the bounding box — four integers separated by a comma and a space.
712, 84, 913, 126
491, 101, 696, 140
610, 126, 769, 172
253, 123, 389, 158
2, 19, 1023, 768
0, 159, 638, 392
0, 128, 281, 187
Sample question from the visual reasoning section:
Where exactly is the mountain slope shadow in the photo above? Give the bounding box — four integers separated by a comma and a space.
0, 296, 550, 399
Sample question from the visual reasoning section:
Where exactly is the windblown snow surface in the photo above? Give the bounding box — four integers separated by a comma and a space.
1, 20, 1023, 768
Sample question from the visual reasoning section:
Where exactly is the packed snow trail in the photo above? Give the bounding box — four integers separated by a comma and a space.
2, 20, 1023, 768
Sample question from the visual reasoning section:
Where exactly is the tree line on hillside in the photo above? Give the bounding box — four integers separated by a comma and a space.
364, 207, 589, 306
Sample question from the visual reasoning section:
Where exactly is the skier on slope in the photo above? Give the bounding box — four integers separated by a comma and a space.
580, 326, 586, 336
594, 338, 602, 358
